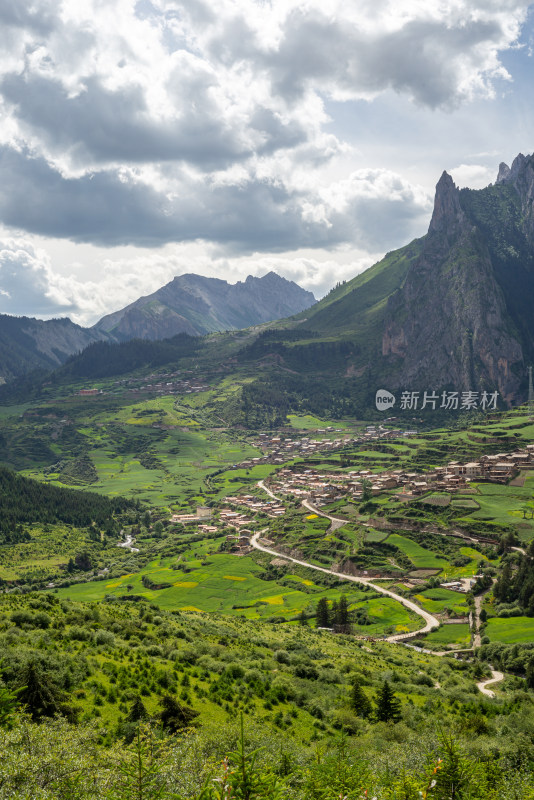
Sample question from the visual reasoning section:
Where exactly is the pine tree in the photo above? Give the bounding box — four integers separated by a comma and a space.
331, 599, 339, 626
159, 695, 199, 733
494, 562, 513, 604
315, 598, 330, 628
128, 695, 148, 723
17, 659, 66, 720
375, 680, 402, 723
334, 595, 351, 633
298, 610, 308, 627
350, 679, 372, 718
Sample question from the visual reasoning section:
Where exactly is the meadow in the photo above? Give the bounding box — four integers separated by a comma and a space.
411, 587, 469, 617
484, 617, 534, 643
421, 623, 472, 649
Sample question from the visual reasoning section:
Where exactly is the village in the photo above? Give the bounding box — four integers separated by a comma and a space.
163, 445, 534, 571
234, 424, 417, 469
265, 445, 534, 504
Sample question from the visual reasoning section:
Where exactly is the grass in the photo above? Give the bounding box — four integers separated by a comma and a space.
287, 415, 352, 430
56, 550, 370, 620
413, 588, 469, 616
386, 534, 448, 570
422, 623, 471, 648
351, 596, 423, 636
485, 616, 534, 643
467, 489, 534, 541
23, 425, 264, 507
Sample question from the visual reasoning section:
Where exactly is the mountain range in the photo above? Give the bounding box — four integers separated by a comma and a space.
0, 272, 315, 381
2, 152, 534, 409
92, 271, 316, 340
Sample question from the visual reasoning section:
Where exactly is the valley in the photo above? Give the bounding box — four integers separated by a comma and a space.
2, 366, 534, 798
2, 154, 534, 797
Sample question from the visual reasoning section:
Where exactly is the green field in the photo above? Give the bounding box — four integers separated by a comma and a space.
469, 479, 534, 538
422, 623, 471, 648
413, 588, 469, 617
386, 534, 448, 570
287, 415, 352, 430
350, 596, 423, 636
485, 616, 534, 643
56, 551, 369, 620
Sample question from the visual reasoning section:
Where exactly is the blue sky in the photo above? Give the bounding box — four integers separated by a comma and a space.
0, 0, 532, 325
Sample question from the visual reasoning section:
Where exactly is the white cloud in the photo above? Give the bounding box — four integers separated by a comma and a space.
0, 0, 530, 322
0, 238, 75, 317
449, 162, 495, 188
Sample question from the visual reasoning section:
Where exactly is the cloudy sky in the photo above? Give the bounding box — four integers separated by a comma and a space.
0, 0, 533, 325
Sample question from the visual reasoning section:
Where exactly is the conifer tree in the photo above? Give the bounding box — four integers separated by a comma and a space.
375, 680, 402, 723
350, 679, 372, 718
331, 599, 339, 625
494, 562, 513, 604
159, 695, 199, 733
315, 598, 330, 628
17, 659, 66, 720
128, 695, 148, 723
334, 595, 351, 633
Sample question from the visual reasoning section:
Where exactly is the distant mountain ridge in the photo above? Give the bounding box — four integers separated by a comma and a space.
92, 271, 316, 340
0, 315, 109, 383
0, 271, 316, 381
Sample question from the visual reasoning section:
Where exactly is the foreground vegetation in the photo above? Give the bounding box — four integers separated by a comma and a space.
2, 592, 534, 798
3, 348, 534, 796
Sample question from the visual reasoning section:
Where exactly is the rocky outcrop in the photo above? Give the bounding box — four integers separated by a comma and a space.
93, 272, 316, 340
381, 160, 534, 404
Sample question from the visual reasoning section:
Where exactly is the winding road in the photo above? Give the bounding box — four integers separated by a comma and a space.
117, 532, 139, 553
255, 479, 505, 695
477, 670, 504, 698
250, 531, 439, 642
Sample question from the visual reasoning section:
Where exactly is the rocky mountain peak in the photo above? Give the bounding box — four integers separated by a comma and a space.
428, 171, 464, 237
496, 162, 511, 184
510, 152, 528, 181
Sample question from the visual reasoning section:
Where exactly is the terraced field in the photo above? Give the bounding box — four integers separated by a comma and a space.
387, 534, 447, 570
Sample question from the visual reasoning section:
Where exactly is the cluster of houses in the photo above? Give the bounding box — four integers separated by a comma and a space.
218, 508, 255, 531
114, 370, 209, 396
264, 445, 534, 505
234, 426, 417, 470
170, 507, 213, 524
225, 495, 286, 517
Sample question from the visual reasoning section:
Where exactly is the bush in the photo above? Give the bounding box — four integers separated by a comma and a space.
69, 626, 92, 641
94, 630, 115, 646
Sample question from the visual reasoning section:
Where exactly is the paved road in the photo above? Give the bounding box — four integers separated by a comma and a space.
477, 670, 504, 698
250, 532, 439, 642
254, 480, 506, 694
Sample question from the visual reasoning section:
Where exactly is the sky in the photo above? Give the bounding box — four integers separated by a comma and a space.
0, 0, 533, 326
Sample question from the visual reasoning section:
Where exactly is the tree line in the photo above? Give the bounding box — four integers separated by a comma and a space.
0, 466, 135, 540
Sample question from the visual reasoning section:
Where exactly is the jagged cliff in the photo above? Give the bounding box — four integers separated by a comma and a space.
93, 272, 316, 340
379, 153, 534, 403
